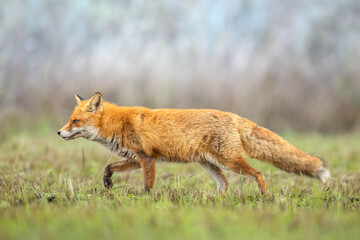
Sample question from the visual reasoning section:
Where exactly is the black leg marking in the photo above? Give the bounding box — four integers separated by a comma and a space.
103, 164, 113, 189
144, 186, 151, 193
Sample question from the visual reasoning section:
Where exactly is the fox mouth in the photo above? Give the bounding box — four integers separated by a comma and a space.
62, 131, 82, 140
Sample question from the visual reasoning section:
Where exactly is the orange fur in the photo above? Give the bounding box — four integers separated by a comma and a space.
58, 93, 330, 194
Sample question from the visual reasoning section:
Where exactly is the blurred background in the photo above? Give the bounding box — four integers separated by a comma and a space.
1, 0, 359, 135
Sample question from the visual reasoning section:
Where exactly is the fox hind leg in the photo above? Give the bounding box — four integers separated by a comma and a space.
103, 159, 141, 189
213, 154, 269, 195
200, 162, 229, 195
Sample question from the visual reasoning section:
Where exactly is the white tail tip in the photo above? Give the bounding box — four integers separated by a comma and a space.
318, 168, 331, 183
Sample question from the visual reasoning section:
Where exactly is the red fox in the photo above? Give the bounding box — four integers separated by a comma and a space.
58, 92, 330, 194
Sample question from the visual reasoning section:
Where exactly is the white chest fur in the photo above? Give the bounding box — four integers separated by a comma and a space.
96, 138, 137, 159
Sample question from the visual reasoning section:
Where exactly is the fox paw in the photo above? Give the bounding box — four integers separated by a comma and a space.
103, 176, 113, 189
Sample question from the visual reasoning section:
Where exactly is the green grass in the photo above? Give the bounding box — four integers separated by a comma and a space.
0, 125, 359, 240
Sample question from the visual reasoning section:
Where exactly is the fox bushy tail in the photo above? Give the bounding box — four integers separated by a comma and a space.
240, 124, 330, 183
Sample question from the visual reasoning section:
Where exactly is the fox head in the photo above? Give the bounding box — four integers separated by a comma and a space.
57, 92, 103, 141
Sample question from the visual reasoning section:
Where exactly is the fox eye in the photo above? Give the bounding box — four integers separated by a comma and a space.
72, 120, 79, 124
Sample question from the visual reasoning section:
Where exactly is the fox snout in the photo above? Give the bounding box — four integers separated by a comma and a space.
57, 125, 80, 140
57, 130, 68, 138
57, 129, 70, 140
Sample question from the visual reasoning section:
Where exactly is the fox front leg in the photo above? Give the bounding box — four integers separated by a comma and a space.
136, 153, 156, 194
103, 159, 141, 189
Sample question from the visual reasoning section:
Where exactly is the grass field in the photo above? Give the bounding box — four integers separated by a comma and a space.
0, 123, 359, 240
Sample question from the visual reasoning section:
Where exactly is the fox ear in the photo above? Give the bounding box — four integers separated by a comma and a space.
87, 92, 103, 113
74, 94, 85, 105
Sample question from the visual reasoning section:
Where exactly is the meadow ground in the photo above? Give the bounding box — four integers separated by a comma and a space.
0, 122, 359, 240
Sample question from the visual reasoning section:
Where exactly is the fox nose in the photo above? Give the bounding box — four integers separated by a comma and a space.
57, 131, 61, 135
